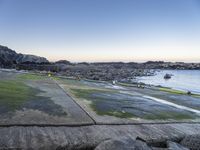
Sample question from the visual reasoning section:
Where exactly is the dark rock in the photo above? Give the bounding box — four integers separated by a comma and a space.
16, 54, 48, 64
55, 60, 71, 65
0, 45, 49, 68
187, 91, 192, 95
167, 141, 189, 150
0, 45, 18, 67
136, 134, 184, 149
95, 137, 152, 150
164, 74, 172, 79
136, 136, 167, 148
180, 134, 200, 150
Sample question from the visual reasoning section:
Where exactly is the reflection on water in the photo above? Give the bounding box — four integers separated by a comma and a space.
136, 70, 200, 94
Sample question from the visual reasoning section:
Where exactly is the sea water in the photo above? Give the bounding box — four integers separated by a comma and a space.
136, 70, 200, 94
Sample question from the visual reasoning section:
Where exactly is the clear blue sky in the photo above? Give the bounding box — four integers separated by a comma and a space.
0, 0, 200, 62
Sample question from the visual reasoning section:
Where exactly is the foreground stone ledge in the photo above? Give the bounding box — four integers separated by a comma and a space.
0, 123, 199, 150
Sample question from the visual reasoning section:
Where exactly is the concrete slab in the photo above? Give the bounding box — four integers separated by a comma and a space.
0, 71, 94, 125
57, 78, 200, 124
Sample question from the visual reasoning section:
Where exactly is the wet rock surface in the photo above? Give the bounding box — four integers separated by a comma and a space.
0, 71, 93, 125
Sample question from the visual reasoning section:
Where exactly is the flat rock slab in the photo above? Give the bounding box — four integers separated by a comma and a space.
0, 123, 199, 150
57, 78, 200, 125
0, 71, 93, 125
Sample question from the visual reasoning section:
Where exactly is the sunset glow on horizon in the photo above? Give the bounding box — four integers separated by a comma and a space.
0, 0, 200, 62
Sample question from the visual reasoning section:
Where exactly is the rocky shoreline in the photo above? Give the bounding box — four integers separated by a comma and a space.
1, 45, 200, 82
1, 45, 200, 149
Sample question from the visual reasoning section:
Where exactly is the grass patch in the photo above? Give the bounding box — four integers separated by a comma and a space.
17, 73, 47, 80
159, 87, 200, 97
71, 88, 134, 118
0, 80, 38, 109
70, 87, 198, 120
159, 87, 186, 94
71, 88, 112, 99
60, 78, 84, 87
52, 76, 61, 80
0, 79, 68, 116
71, 88, 135, 118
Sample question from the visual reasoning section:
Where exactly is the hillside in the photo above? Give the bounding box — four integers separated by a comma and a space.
0, 45, 49, 67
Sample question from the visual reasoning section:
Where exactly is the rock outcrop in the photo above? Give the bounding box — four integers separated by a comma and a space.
0, 45, 18, 67
0, 45, 49, 67
16, 54, 48, 64
55, 60, 71, 65
180, 134, 200, 150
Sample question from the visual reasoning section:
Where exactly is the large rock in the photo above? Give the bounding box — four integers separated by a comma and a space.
16, 54, 48, 64
55, 60, 71, 65
0, 45, 18, 67
167, 141, 189, 150
95, 137, 152, 150
0, 45, 49, 67
180, 134, 200, 150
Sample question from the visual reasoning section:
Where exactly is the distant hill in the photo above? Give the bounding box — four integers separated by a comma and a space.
0, 45, 49, 67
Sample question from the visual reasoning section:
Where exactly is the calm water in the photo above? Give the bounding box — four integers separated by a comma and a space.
136, 70, 200, 94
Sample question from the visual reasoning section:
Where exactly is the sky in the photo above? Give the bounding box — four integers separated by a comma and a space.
0, 0, 200, 62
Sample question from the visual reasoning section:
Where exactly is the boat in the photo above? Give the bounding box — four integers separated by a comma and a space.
164, 73, 172, 79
